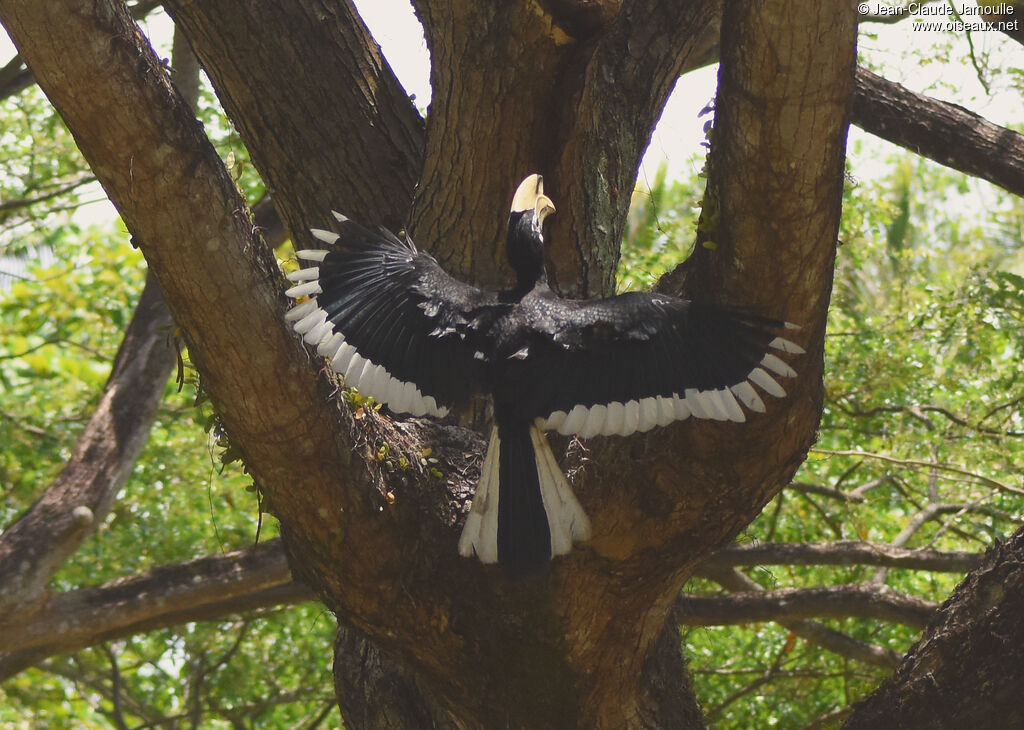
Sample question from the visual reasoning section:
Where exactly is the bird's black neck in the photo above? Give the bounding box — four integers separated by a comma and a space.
506, 210, 547, 296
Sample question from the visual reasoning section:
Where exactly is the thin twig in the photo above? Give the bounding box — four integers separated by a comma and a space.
812, 449, 1024, 496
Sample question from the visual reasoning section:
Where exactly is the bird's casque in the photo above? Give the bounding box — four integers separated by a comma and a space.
284, 174, 803, 576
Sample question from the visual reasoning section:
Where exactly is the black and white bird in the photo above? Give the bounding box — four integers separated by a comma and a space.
284, 175, 803, 576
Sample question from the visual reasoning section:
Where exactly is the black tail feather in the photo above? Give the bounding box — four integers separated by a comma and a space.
497, 422, 551, 577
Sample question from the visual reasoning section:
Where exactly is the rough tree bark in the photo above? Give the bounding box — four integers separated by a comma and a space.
0, 0, 853, 726
843, 525, 1024, 730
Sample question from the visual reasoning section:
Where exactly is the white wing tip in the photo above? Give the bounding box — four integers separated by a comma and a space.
317, 332, 345, 358
284, 281, 322, 298
310, 228, 340, 245
770, 336, 805, 355
761, 353, 797, 379
730, 381, 766, 413
292, 308, 327, 335
296, 248, 329, 262
284, 298, 318, 322
748, 367, 787, 398
286, 267, 319, 282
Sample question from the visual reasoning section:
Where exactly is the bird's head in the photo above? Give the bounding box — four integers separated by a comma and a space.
506, 174, 555, 290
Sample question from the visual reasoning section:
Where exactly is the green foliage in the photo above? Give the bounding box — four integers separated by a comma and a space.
0, 606, 338, 729
619, 160, 701, 292
0, 86, 91, 243
1, 224, 140, 523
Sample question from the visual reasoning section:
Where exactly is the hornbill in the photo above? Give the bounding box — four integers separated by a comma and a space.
284, 175, 803, 576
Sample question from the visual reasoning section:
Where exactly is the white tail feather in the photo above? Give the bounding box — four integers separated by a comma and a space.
458, 427, 501, 563
529, 425, 591, 554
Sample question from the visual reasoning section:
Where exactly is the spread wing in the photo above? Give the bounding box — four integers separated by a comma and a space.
503, 291, 803, 436
284, 214, 503, 417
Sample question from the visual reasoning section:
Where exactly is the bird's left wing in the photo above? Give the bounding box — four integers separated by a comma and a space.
504, 291, 804, 436
284, 214, 502, 417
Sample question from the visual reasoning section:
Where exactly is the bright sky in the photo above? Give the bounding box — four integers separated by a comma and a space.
1, 2, 1021, 214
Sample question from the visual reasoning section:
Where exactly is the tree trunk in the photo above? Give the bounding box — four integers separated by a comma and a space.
843, 525, 1024, 730
0, 0, 854, 725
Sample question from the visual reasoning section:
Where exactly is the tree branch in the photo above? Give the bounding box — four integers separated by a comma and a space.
813, 448, 1024, 496
0, 173, 95, 214
0, 539, 312, 681
834, 399, 1024, 437
853, 66, 1024, 198
651, 15, 1024, 205
890, 502, 1012, 547
39, 654, 165, 726
0, 0, 163, 101
163, 0, 425, 234
680, 585, 937, 630
546, 0, 723, 296
0, 50, 33, 99
704, 541, 982, 573
781, 618, 902, 669
696, 566, 905, 669
789, 481, 867, 502
3, 536, 964, 680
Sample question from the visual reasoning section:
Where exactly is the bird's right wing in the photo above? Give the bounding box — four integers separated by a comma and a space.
508, 291, 804, 436
284, 214, 503, 417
